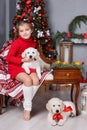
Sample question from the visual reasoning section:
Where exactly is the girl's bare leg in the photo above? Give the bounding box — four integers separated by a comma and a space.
16, 73, 33, 121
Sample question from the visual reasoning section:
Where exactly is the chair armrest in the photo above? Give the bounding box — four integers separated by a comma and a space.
38, 45, 56, 64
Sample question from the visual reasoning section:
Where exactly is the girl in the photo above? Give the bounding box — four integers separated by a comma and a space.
6, 21, 40, 121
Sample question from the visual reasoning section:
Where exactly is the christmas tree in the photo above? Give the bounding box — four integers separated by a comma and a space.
10, 0, 56, 59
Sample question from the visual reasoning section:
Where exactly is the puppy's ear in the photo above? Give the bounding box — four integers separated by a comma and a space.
46, 102, 51, 112
61, 102, 65, 111
21, 51, 26, 58
35, 49, 40, 59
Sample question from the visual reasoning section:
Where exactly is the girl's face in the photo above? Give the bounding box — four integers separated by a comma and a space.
18, 23, 33, 39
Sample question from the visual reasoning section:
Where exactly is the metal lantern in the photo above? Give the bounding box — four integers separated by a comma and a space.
59, 41, 73, 63
81, 86, 87, 113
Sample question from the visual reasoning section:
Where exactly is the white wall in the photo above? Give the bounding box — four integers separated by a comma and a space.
47, 0, 87, 34
0, 0, 16, 49
47, 0, 87, 77
0, 0, 6, 49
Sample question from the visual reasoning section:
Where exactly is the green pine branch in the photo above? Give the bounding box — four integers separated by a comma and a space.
69, 15, 87, 33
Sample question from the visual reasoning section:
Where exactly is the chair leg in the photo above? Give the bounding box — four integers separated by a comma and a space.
71, 85, 74, 102
5, 96, 10, 107
0, 94, 3, 114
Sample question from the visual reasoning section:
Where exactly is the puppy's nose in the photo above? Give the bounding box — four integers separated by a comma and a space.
29, 55, 32, 59
56, 110, 59, 113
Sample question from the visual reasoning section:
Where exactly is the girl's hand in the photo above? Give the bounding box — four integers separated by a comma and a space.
21, 58, 33, 63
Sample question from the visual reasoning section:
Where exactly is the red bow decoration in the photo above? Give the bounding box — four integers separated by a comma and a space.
53, 106, 73, 121
53, 113, 63, 120
63, 106, 73, 112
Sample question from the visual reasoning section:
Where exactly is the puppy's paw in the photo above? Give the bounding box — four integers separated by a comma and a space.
70, 112, 76, 117
51, 121, 57, 126
27, 69, 30, 74
58, 120, 65, 126
25, 69, 30, 74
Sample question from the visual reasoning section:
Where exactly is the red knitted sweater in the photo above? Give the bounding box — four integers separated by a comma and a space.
6, 36, 36, 78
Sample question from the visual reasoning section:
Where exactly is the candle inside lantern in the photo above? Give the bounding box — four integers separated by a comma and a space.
64, 46, 69, 63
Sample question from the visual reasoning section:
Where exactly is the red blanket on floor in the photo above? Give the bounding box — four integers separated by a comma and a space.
0, 40, 51, 101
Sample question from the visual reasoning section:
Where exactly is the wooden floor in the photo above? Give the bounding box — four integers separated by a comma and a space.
0, 86, 87, 130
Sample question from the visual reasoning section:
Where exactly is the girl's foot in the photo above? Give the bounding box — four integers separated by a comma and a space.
24, 110, 31, 121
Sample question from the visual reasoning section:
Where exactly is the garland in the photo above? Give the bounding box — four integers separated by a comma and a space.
50, 61, 84, 72
54, 15, 87, 43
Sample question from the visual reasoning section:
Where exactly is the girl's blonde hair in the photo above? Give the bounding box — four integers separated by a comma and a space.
15, 21, 34, 37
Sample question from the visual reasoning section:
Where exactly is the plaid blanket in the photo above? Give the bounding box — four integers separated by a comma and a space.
0, 40, 51, 101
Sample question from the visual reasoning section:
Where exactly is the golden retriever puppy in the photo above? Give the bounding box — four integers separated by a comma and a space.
21, 47, 42, 79
46, 97, 76, 126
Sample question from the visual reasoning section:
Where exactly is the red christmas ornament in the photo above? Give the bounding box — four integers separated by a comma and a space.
36, 0, 41, 3
38, 6, 42, 10
46, 46, 49, 50
26, 0, 31, 5
29, 14, 33, 22
43, 22, 48, 26
67, 32, 71, 38
83, 33, 87, 39
38, 14, 42, 17
16, 15, 20, 20
21, 12, 26, 19
48, 44, 51, 47
27, 9, 31, 13
24, 8, 28, 13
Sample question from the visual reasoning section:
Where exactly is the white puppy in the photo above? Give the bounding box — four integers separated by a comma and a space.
21, 47, 42, 79
46, 97, 76, 126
